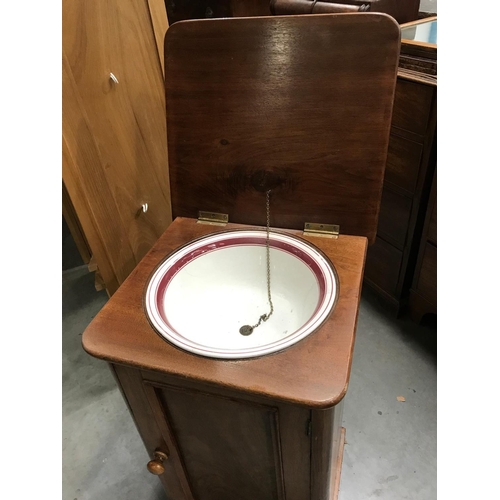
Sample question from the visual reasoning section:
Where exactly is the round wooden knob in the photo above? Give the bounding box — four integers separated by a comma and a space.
147, 450, 168, 475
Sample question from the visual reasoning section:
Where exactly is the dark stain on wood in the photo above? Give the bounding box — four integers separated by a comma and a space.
213, 166, 297, 198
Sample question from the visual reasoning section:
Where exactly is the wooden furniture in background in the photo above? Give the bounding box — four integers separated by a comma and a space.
408, 169, 436, 322
164, 0, 271, 23
399, 15, 437, 76
164, 0, 420, 23
270, 0, 420, 23
83, 14, 400, 498
271, 0, 369, 15
62, 0, 172, 295
363, 15, 437, 315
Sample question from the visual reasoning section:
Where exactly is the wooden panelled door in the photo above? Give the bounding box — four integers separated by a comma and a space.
62, 0, 172, 295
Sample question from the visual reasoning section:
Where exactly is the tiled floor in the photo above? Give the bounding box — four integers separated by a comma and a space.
62, 268, 436, 500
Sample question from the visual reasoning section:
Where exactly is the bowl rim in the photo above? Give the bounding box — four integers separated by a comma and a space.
143, 228, 340, 359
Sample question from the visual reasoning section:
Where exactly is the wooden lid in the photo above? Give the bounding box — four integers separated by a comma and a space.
165, 14, 400, 243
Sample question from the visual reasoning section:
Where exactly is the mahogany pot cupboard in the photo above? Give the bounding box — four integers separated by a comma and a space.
82, 14, 401, 499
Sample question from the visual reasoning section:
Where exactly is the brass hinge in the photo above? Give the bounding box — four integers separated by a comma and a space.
303, 222, 339, 239
197, 211, 229, 226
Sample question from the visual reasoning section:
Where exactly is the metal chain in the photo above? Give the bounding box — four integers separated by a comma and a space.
239, 190, 274, 336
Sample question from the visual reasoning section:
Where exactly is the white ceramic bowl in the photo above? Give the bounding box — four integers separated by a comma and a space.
144, 229, 338, 359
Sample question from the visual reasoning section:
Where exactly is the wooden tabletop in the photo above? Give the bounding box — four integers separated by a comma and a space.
83, 217, 367, 408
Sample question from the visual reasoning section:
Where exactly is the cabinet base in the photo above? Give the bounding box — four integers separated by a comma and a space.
408, 289, 436, 324
331, 427, 346, 500
362, 279, 405, 317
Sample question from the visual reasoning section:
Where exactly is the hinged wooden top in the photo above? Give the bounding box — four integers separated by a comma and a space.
82, 217, 367, 408
165, 14, 400, 244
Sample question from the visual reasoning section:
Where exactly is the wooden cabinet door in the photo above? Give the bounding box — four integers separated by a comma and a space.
134, 371, 311, 500
62, 0, 172, 295
147, 383, 286, 500
111, 364, 312, 500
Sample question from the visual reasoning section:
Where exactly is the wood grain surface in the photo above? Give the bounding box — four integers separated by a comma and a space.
114, 363, 314, 499
155, 384, 285, 500
164, 14, 400, 245
136, 368, 313, 500
147, 0, 170, 75
83, 217, 367, 408
63, 0, 172, 295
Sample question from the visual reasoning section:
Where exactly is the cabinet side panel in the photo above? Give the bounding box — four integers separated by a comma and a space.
278, 405, 311, 500
155, 385, 285, 500
311, 402, 344, 500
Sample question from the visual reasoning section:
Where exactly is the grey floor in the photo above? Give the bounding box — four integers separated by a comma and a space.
419, 0, 436, 13
62, 266, 436, 500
